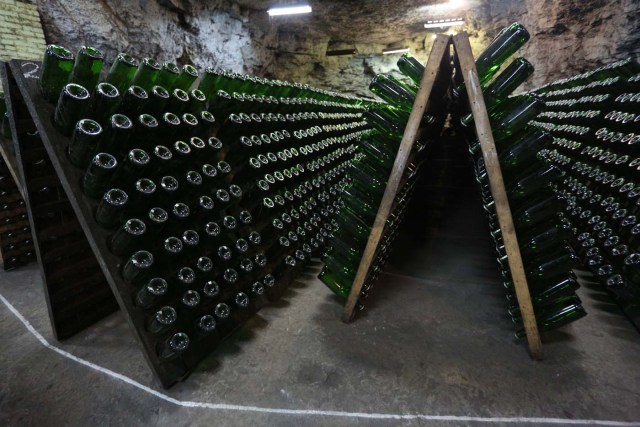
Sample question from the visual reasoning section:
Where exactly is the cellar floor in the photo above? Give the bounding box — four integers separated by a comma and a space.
1, 237, 640, 426
2, 137, 640, 426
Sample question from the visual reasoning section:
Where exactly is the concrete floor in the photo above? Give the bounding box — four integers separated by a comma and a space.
2, 138, 640, 426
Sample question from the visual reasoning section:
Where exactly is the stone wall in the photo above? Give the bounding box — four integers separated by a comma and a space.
272, 0, 640, 95
0, 0, 47, 92
16, 0, 640, 96
30, 0, 278, 75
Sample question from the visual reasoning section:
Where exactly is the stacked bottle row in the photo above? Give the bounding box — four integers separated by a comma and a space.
318, 50, 439, 303
0, 155, 34, 270
38, 43, 367, 360
528, 58, 640, 328
457, 22, 587, 337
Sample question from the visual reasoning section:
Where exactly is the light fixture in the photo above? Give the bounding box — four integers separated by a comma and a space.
326, 48, 357, 56
382, 47, 410, 55
424, 18, 465, 28
447, 0, 465, 7
267, 5, 312, 16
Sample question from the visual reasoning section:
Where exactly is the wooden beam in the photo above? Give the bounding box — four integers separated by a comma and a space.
452, 32, 543, 360
342, 34, 452, 322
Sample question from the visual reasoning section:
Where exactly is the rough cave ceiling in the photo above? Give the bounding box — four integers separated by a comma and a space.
233, 0, 472, 45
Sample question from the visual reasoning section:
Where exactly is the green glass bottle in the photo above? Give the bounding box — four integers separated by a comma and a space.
83, 153, 118, 198
146, 306, 177, 334
97, 114, 133, 157
397, 52, 425, 86
513, 194, 560, 231
68, 119, 103, 168
105, 53, 138, 93
499, 131, 552, 172
484, 57, 534, 106
110, 218, 146, 256
135, 277, 168, 308
508, 165, 562, 202
515, 302, 586, 338
130, 58, 161, 92
68, 46, 104, 91
155, 62, 181, 90
454, 22, 530, 96
95, 188, 128, 228
492, 95, 545, 141
90, 82, 120, 125
369, 74, 417, 112
166, 88, 189, 115
39, 45, 75, 103
174, 64, 199, 91
118, 85, 148, 119
146, 86, 171, 117
158, 331, 189, 358
53, 83, 91, 136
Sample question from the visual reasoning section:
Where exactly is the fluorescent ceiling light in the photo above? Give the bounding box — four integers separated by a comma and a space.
267, 5, 312, 16
382, 48, 410, 55
424, 18, 465, 28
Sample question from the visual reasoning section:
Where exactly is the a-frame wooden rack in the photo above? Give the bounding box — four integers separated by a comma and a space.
341, 33, 543, 360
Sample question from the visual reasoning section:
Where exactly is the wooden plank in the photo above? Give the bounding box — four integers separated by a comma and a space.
5, 62, 117, 341
452, 32, 543, 360
0, 62, 26, 198
342, 34, 452, 322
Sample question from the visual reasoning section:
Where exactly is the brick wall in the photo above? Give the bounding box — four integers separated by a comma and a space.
0, 0, 46, 92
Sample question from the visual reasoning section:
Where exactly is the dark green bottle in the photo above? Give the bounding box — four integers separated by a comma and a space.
146, 306, 177, 334
499, 131, 552, 172
174, 65, 199, 92
53, 83, 91, 136
369, 74, 417, 112
97, 114, 133, 157
122, 250, 154, 283
484, 57, 534, 106
155, 62, 180, 90
95, 188, 128, 228
119, 85, 148, 119
397, 52, 425, 86
158, 331, 189, 358
135, 277, 168, 308
130, 58, 161, 91
39, 45, 75, 103
454, 22, 530, 96
110, 148, 150, 187
515, 302, 586, 338
68, 46, 104, 91
146, 86, 171, 117
105, 53, 138, 93
90, 82, 120, 125
492, 95, 545, 141
110, 218, 146, 256
68, 118, 103, 168
83, 153, 118, 198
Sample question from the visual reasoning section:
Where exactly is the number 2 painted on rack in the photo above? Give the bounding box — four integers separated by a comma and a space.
22, 62, 39, 79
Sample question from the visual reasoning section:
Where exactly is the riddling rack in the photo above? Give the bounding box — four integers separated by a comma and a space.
529, 58, 640, 331
0, 63, 35, 271
6, 52, 366, 387
336, 33, 544, 359
3, 61, 118, 338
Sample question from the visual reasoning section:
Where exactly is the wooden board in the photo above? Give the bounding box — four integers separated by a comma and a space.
342, 34, 453, 322
5, 61, 118, 337
0, 62, 25, 197
451, 32, 543, 360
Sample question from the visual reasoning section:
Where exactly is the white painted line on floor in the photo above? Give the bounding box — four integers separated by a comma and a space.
1, 291, 639, 426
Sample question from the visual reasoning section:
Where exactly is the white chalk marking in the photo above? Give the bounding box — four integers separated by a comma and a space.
1, 292, 639, 426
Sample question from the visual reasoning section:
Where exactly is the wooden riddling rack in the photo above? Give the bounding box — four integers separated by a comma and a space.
4, 57, 360, 387
0, 63, 35, 271
341, 33, 543, 359
2, 61, 119, 338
